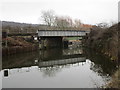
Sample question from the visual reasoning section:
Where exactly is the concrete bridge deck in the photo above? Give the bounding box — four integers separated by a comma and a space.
38, 30, 89, 37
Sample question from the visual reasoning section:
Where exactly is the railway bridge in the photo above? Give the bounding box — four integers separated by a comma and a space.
37, 30, 89, 49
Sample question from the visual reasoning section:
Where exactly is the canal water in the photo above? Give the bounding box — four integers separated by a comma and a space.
2, 46, 117, 88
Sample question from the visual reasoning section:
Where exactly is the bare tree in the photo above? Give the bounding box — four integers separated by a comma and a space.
74, 19, 82, 28
41, 10, 83, 30
54, 16, 73, 29
41, 10, 55, 27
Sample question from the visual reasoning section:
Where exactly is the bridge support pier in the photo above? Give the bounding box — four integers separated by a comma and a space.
39, 37, 63, 49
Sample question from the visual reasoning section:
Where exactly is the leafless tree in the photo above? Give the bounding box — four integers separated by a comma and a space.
73, 19, 82, 28
41, 10, 55, 27
54, 16, 73, 29
41, 10, 84, 30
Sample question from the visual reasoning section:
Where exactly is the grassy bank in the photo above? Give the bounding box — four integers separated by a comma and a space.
2, 36, 38, 56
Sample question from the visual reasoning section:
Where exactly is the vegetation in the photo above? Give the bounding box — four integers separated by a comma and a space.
65, 37, 81, 40
41, 10, 92, 30
2, 21, 47, 34
106, 67, 120, 88
84, 22, 119, 88
85, 23, 118, 61
2, 10, 119, 88
2, 36, 38, 56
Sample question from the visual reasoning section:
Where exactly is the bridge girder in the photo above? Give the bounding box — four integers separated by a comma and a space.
38, 30, 88, 37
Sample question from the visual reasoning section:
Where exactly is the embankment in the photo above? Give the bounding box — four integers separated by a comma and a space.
84, 23, 119, 88
85, 23, 119, 61
106, 67, 120, 88
2, 36, 38, 56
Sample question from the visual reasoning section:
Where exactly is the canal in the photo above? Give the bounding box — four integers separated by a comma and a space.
2, 45, 117, 88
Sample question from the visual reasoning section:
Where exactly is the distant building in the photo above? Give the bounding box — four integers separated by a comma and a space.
81, 24, 93, 28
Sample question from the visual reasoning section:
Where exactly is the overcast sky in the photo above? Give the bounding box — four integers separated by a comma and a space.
0, 0, 119, 25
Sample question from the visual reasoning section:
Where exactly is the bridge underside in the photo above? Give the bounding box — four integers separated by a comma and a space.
40, 36, 63, 49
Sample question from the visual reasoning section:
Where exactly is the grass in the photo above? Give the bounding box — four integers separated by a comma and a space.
65, 37, 82, 40
105, 67, 120, 89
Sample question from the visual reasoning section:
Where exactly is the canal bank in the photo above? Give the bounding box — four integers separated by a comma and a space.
84, 24, 118, 61
2, 36, 38, 56
84, 23, 119, 88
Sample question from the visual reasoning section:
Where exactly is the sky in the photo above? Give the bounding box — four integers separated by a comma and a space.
118, 1, 120, 22
0, 0, 119, 25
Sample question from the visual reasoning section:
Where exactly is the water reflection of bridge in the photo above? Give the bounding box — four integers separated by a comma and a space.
3, 47, 85, 69
63, 47, 83, 55
39, 47, 84, 60
3, 59, 87, 77
38, 47, 86, 67
39, 57, 86, 68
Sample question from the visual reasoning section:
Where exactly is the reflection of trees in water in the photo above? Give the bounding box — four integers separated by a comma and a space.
89, 63, 111, 87
39, 61, 86, 77
3, 47, 85, 69
3, 66, 61, 78
3, 47, 86, 77
39, 48, 63, 60
90, 62, 104, 76
39, 46, 84, 61
40, 66, 62, 77
85, 59, 111, 87
84, 48, 117, 76
4, 47, 116, 78
2, 51, 39, 69
3, 62, 85, 78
